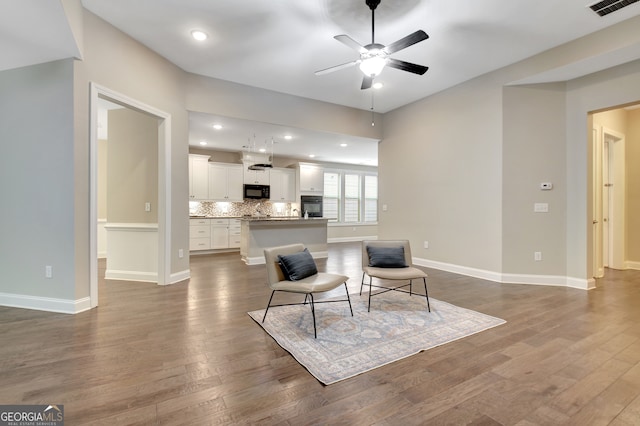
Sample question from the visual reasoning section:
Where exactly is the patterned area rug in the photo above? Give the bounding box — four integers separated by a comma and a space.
248, 291, 506, 385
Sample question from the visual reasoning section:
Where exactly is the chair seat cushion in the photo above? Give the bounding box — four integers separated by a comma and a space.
271, 272, 349, 293
277, 248, 318, 281
366, 245, 407, 268
363, 266, 427, 280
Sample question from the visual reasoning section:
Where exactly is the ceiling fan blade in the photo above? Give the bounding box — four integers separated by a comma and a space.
361, 75, 374, 90
334, 35, 368, 53
387, 58, 429, 75
384, 30, 429, 55
315, 60, 360, 76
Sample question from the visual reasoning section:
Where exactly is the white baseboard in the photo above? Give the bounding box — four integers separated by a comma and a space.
0, 292, 92, 314
170, 269, 190, 284
413, 257, 503, 282
627, 261, 640, 270
104, 269, 158, 282
413, 257, 594, 290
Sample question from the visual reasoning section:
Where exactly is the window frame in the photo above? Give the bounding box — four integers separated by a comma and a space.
323, 169, 378, 225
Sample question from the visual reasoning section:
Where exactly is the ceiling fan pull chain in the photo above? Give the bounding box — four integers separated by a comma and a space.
371, 91, 375, 126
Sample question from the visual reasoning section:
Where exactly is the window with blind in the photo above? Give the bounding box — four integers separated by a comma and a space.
323, 172, 340, 221
323, 170, 377, 224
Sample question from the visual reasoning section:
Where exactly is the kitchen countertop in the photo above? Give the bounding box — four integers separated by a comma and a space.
190, 216, 326, 221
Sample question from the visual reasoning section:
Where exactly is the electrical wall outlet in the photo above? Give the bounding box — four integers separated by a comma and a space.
423, 241, 429, 249
178, 249, 184, 258
45, 265, 53, 278
534, 251, 542, 261
145, 202, 151, 212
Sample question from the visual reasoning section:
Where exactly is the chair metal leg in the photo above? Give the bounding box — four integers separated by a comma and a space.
344, 282, 353, 316
360, 272, 366, 295
410, 279, 413, 296
309, 293, 317, 338
262, 290, 276, 323
423, 277, 431, 312
367, 275, 373, 312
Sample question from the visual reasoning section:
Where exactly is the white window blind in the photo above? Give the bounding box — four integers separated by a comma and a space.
364, 175, 378, 222
323, 172, 340, 221
344, 174, 360, 222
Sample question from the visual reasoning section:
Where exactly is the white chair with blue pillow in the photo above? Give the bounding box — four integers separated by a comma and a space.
262, 243, 353, 338
361, 240, 430, 312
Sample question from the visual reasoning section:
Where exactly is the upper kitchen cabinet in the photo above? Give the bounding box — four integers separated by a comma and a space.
298, 162, 324, 194
208, 163, 243, 201
269, 168, 296, 202
243, 167, 270, 185
189, 154, 210, 200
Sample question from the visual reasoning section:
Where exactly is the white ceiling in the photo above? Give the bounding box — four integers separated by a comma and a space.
4, 0, 640, 165
189, 112, 379, 167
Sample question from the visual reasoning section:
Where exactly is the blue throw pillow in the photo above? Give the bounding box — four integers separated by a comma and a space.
277, 248, 318, 281
367, 245, 407, 268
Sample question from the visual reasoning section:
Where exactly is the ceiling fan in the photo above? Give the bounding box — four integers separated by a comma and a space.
315, 0, 429, 90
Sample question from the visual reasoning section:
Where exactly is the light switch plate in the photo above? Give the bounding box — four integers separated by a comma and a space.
534, 203, 549, 213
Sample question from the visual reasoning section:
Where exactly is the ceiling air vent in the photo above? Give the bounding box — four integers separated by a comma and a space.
589, 0, 639, 17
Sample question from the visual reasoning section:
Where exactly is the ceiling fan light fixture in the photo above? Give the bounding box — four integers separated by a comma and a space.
359, 56, 386, 77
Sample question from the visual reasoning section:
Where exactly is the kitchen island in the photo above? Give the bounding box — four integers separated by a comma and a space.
240, 217, 329, 265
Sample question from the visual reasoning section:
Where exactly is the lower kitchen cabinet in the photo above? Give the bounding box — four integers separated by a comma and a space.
190, 218, 211, 250
190, 218, 242, 252
228, 219, 241, 248
210, 219, 230, 249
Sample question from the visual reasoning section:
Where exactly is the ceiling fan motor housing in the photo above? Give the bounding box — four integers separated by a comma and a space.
366, 0, 381, 10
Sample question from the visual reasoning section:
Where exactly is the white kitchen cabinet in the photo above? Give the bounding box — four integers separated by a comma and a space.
269, 168, 296, 202
210, 219, 230, 249
228, 219, 242, 248
298, 163, 324, 194
189, 154, 210, 200
189, 218, 211, 250
243, 166, 270, 185
208, 163, 243, 201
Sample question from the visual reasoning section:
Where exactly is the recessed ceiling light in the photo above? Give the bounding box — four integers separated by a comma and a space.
340, 143, 348, 147
191, 30, 208, 41
212, 124, 222, 130
284, 135, 292, 140
199, 141, 207, 146
309, 154, 315, 158
373, 82, 384, 89
259, 148, 266, 153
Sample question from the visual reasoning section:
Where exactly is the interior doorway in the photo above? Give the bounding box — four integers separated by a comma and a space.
89, 83, 172, 308
592, 120, 627, 278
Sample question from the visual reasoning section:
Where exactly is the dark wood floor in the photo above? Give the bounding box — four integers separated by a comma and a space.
1, 242, 640, 425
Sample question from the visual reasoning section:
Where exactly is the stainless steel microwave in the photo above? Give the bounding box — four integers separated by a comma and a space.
244, 184, 270, 200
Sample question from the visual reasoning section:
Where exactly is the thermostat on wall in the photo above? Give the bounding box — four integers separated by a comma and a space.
540, 182, 553, 190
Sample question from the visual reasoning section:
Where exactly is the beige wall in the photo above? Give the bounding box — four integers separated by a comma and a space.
0, 60, 76, 300
381, 72, 504, 273
381, 14, 640, 284
628, 109, 640, 263
98, 139, 108, 219
107, 108, 158, 223
502, 83, 567, 275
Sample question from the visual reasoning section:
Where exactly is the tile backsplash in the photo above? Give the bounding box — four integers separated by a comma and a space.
189, 200, 296, 217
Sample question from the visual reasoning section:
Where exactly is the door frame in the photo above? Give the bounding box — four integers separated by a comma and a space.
602, 127, 626, 270
89, 83, 172, 308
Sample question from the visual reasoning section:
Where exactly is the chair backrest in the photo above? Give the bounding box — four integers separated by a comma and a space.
362, 240, 413, 268
264, 243, 306, 285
